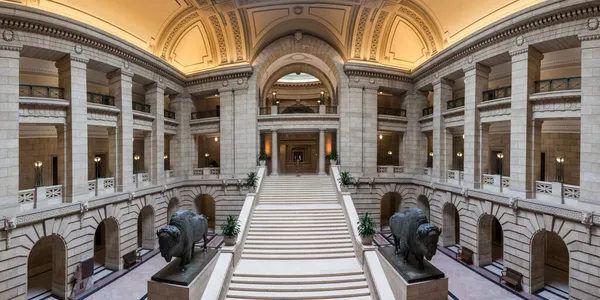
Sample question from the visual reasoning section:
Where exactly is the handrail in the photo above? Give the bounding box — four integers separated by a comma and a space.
482, 86, 511, 101
278, 105, 319, 114
422, 106, 433, 116
132, 101, 151, 113
377, 106, 406, 117
164, 109, 176, 119
87, 92, 115, 106
534, 76, 581, 93
192, 110, 219, 119
259, 106, 271, 115
19, 84, 64, 99
446, 97, 465, 109
326, 105, 338, 114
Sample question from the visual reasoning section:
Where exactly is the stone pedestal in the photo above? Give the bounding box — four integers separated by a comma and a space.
148, 249, 219, 300
377, 247, 448, 300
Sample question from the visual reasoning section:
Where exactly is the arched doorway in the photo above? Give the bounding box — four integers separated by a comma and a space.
137, 206, 155, 250
416, 195, 430, 221
380, 192, 402, 227
477, 215, 503, 268
167, 197, 179, 224
194, 194, 216, 231
93, 218, 120, 271
27, 235, 67, 300
531, 231, 569, 298
442, 203, 460, 247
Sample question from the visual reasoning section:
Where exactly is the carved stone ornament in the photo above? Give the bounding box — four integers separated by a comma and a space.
516, 35, 524, 46
353, 76, 360, 83
123, 60, 130, 70
429, 181, 435, 190
3, 217, 16, 230
237, 78, 244, 85
79, 201, 89, 213
222, 80, 229, 87
369, 78, 375, 84
588, 17, 599, 31
467, 55, 473, 64
2, 30, 14, 42
128, 192, 135, 202
582, 211, 594, 227
293, 6, 303, 15
508, 197, 518, 210
74, 44, 83, 54
158, 75, 163, 83
161, 185, 167, 195
461, 187, 468, 198
294, 30, 303, 42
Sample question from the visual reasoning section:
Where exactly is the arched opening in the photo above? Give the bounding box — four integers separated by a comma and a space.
531, 231, 569, 298
93, 218, 120, 271
380, 192, 402, 228
167, 197, 180, 224
137, 206, 155, 250
416, 195, 430, 221
441, 203, 460, 247
477, 215, 504, 270
194, 194, 216, 231
27, 235, 67, 300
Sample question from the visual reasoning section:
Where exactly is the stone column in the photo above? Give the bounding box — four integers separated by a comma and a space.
480, 124, 490, 175
108, 69, 134, 191
463, 64, 491, 188
532, 120, 543, 195
319, 129, 326, 175
432, 79, 454, 181
233, 89, 257, 177
219, 90, 234, 177
403, 89, 428, 175
363, 88, 378, 176
340, 87, 364, 175
107, 128, 118, 178
145, 83, 165, 185
271, 130, 279, 175
0, 45, 20, 216
579, 36, 600, 206
170, 94, 193, 178
509, 47, 543, 198
398, 133, 404, 166
57, 55, 88, 203
143, 134, 152, 174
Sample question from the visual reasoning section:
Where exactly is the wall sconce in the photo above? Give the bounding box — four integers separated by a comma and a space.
387, 151, 393, 165
462, 134, 465, 139
496, 152, 504, 176
319, 90, 324, 104
34, 161, 43, 187
214, 137, 219, 142
134, 155, 140, 174
164, 154, 168, 160
456, 152, 463, 171
205, 153, 210, 167
379, 134, 383, 140
556, 156, 565, 183
94, 156, 101, 179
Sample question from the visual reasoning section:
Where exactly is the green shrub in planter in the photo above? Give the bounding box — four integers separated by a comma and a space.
258, 152, 269, 166
245, 172, 259, 191
326, 150, 338, 164
338, 171, 354, 192
357, 212, 376, 245
221, 215, 241, 246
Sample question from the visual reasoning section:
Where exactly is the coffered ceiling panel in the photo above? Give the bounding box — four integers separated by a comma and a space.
383, 17, 428, 70
171, 23, 213, 73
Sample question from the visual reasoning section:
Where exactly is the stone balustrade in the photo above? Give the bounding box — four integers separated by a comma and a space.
376, 165, 405, 177
18, 185, 63, 211
447, 170, 461, 185
536, 181, 580, 206
87, 177, 116, 197
192, 167, 220, 179
165, 170, 175, 181
482, 174, 511, 193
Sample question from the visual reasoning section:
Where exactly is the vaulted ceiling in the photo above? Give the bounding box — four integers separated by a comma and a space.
5, 0, 543, 74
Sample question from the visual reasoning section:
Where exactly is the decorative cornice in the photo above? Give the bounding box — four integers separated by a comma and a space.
185, 71, 253, 86
344, 69, 412, 83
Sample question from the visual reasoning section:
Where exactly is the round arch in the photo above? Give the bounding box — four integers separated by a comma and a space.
476, 214, 503, 267
416, 195, 430, 221
380, 192, 402, 227
441, 202, 460, 247
530, 230, 570, 295
27, 234, 67, 299
261, 63, 336, 106
93, 217, 120, 270
167, 197, 180, 224
137, 205, 156, 250
194, 194, 216, 231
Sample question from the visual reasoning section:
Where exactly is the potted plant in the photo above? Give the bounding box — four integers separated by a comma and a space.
357, 212, 376, 245
338, 171, 354, 192
258, 151, 269, 166
326, 150, 338, 165
221, 215, 241, 246
245, 172, 259, 193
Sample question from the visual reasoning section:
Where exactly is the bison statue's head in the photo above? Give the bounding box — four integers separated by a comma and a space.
416, 223, 442, 261
157, 225, 181, 262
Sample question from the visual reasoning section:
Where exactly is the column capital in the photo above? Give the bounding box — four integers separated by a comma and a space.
144, 82, 166, 92
406, 88, 428, 98
509, 46, 543, 61
463, 63, 491, 75
107, 68, 134, 80
55, 54, 88, 70
432, 78, 454, 88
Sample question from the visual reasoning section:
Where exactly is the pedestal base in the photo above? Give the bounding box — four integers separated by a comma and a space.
377, 247, 448, 300
148, 248, 219, 300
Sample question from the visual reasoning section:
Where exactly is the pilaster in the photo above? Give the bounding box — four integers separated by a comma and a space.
145, 82, 165, 185
219, 90, 234, 177
363, 88, 378, 176
463, 64, 491, 188
319, 129, 326, 175
271, 130, 279, 176
340, 87, 364, 175
56, 55, 89, 203
403, 89, 428, 175
432, 78, 454, 181
509, 46, 543, 198
170, 94, 193, 179
108, 69, 134, 192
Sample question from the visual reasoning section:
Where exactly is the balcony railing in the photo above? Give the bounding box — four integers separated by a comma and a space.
378, 107, 407, 117
164, 109, 176, 119
19, 84, 64, 99
326, 106, 338, 114
482, 86, 511, 101
278, 105, 319, 114
446, 97, 465, 109
19, 185, 63, 211
87, 92, 115, 106
422, 106, 434, 116
534, 76, 581, 93
259, 106, 271, 115
191, 110, 219, 120
192, 167, 220, 178
132, 101, 151, 113
87, 177, 116, 197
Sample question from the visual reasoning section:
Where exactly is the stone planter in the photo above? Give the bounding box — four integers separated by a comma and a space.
224, 235, 237, 246
341, 185, 349, 192
361, 235, 374, 245
259, 160, 266, 166
330, 159, 337, 165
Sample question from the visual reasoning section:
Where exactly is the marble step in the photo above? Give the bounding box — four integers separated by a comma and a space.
230, 274, 366, 285
228, 281, 368, 293
243, 243, 352, 250
242, 248, 354, 255
250, 218, 346, 223
226, 287, 371, 299
245, 234, 350, 241
250, 222, 346, 228
241, 252, 357, 260
247, 230, 349, 236
244, 238, 351, 245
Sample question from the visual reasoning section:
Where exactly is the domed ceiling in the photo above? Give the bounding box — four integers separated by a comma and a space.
5, 0, 543, 74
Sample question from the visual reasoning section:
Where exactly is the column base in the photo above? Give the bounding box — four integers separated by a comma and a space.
318, 171, 326, 175
271, 172, 279, 176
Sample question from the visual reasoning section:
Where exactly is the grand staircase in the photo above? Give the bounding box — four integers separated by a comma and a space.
225, 175, 372, 300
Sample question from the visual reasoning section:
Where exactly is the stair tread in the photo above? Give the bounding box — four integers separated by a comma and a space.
226, 288, 371, 299
230, 274, 366, 284
228, 281, 368, 292
243, 248, 354, 254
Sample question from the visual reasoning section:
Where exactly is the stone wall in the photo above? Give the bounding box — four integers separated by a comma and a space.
541, 132, 580, 185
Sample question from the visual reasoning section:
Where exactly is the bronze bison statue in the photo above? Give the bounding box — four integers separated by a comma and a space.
390, 207, 442, 269
157, 210, 208, 270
